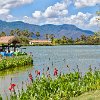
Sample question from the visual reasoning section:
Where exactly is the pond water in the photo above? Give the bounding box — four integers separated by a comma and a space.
0, 45, 100, 99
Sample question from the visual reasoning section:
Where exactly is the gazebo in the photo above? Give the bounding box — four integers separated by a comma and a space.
0, 36, 20, 52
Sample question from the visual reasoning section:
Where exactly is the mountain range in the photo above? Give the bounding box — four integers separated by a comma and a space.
0, 20, 94, 39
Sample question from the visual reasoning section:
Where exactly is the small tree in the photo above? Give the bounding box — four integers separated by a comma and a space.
0, 32, 6, 37
45, 34, 49, 40
10, 30, 15, 36
15, 29, 21, 36
36, 32, 40, 39
81, 34, 87, 41
62, 36, 67, 44
49, 34, 55, 42
30, 32, 34, 38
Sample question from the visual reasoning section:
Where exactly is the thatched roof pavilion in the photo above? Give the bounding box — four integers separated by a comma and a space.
0, 36, 19, 45
0, 36, 20, 52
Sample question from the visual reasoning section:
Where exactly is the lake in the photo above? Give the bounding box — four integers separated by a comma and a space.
0, 45, 100, 99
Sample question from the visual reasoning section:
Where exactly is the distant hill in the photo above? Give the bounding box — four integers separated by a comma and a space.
0, 20, 94, 39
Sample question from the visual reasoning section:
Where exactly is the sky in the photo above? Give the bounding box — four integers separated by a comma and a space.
0, 0, 100, 31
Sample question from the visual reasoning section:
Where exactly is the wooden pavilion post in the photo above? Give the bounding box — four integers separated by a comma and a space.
8, 44, 10, 53
13, 43, 16, 52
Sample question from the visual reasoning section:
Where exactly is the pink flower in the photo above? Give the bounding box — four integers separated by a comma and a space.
37, 70, 40, 75
35, 70, 40, 76
54, 68, 58, 76
29, 73, 33, 81
9, 84, 16, 91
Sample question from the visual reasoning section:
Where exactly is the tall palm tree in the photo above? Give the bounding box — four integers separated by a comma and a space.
0, 32, 6, 37
10, 30, 15, 36
36, 32, 40, 39
45, 34, 49, 40
15, 29, 20, 36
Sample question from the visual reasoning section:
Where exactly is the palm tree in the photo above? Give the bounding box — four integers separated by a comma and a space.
10, 30, 15, 36
30, 32, 34, 38
68, 37, 74, 44
75, 38, 80, 42
15, 29, 20, 36
36, 32, 40, 39
0, 32, 6, 37
81, 34, 87, 41
22, 30, 30, 37
45, 34, 49, 40
62, 36, 67, 44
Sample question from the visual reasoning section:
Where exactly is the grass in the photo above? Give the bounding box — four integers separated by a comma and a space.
71, 90, 100, 100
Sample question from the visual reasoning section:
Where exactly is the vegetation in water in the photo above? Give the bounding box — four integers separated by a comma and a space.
0, 55, 33, 70
1, 66, 99, 100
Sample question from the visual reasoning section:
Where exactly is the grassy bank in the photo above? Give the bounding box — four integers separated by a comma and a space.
8, 68, 100, 100
71, 90, 100, 100
0, 55, 33, 71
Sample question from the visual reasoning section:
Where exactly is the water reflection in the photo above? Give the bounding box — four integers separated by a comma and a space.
0, 66, 33, 77
0, 66, 33, 100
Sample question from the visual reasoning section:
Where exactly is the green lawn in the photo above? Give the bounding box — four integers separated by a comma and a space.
71, 90, 100, 100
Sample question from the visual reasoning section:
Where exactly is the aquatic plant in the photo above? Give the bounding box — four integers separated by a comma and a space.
9, 84, 16, 91
7, 67, 100, 100
0, 55, 33, 70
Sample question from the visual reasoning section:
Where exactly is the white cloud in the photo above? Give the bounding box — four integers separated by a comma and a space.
21, 0, 99, 31
0, 9, 9, 15
0, 0, 33, 20
68, 12, 92, 25
0, 0, 99, 31
0, 0, 33, 9
74, 0, 100, 8
24, 11, 98, 31
32, 1, 68, 19
44, 12, 93, 27
89, 16, 100, 26
32, 11, 43, 19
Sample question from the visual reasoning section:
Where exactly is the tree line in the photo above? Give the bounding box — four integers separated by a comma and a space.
0, 29, 41, 44
0, 29, 99, 45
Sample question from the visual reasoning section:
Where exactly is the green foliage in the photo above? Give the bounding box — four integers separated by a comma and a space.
52, 34, 100, 45
0, 32, 6, 37
95, 32, 100, 36
45, 34, 49, 40
0, 55, 33, 70
8, 69, 100, 100
0, 28, 100, 45
18, 36, 29, 44
36, 32, 40, 39
10, 30, 15, 36
9, 29, 33, 44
